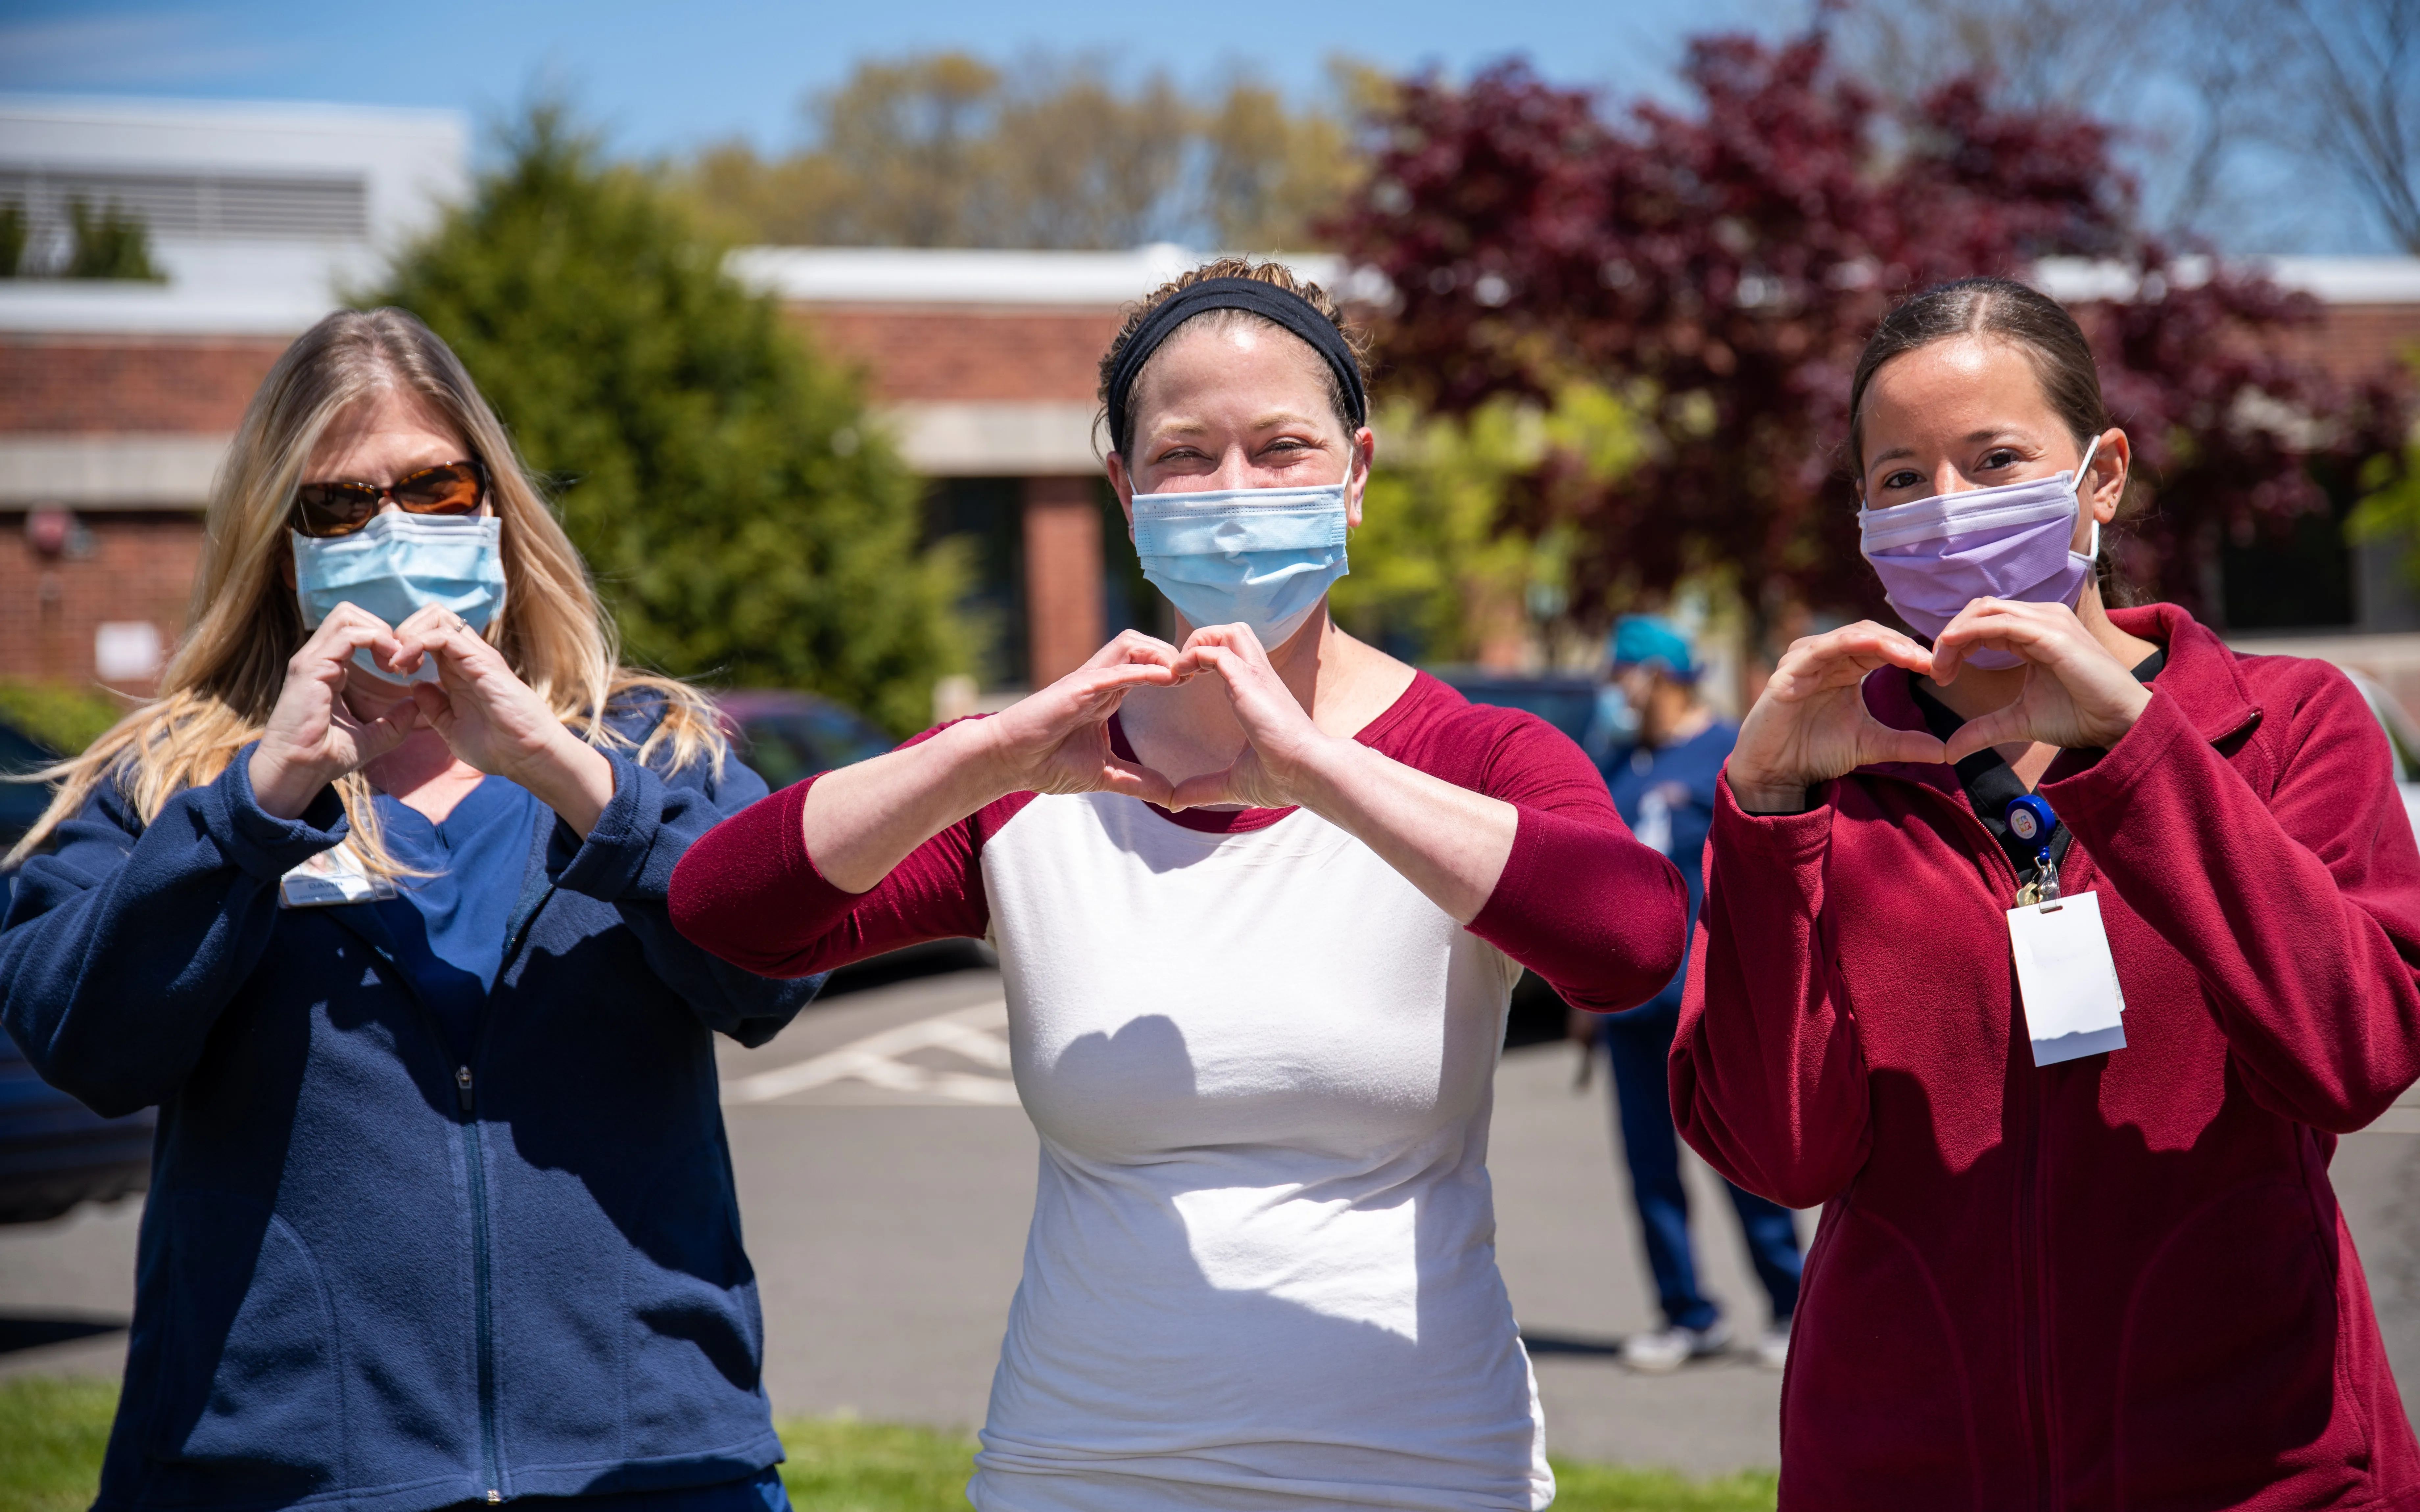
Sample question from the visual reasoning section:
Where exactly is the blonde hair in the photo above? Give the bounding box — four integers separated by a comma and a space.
6, 308, 723, 873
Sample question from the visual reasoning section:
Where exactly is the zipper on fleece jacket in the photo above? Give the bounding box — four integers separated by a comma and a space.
354, 886, 554, 1506
457, 1066, 502, 1503
1904, 781, 2067, 1505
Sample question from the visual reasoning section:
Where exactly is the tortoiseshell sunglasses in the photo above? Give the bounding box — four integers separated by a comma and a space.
290, 460, 486, 538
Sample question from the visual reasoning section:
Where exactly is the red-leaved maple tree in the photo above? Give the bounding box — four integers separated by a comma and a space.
1328, 29, 2410, 650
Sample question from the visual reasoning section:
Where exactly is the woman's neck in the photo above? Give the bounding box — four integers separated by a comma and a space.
1121, 607, 1416, 789
344, 681, 485, 822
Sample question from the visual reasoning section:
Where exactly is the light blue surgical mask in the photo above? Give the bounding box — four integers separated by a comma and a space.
1129, 482, 1350, 649
292, 511, 505, 685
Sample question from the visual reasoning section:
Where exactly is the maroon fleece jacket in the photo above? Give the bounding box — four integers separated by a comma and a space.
1677, 602, 2420, 1510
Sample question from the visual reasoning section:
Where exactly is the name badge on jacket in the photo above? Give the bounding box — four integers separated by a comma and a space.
2007, 890, 2127, 1066
279, 846, 398, 908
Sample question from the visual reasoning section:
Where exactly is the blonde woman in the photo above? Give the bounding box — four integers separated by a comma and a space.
1, 310, 816, 1512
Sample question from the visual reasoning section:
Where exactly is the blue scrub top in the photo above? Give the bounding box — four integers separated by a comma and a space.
372, 775, 544, 1060
1602, 719, 1736, 1009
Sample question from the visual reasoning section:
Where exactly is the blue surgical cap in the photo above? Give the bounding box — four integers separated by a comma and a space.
1609, 615, 1697, 681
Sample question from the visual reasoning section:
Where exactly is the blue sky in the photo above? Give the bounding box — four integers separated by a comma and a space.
0, 0, 1791, 157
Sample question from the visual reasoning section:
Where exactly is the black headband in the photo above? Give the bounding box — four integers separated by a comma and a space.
1105, 276, 1368, 454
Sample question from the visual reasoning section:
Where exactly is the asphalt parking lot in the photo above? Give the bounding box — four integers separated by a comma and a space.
9, 966, 2420, 1477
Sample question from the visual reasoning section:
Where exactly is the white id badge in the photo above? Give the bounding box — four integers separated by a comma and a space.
2007, 890, 2127, 1067
279, 846, 397, 908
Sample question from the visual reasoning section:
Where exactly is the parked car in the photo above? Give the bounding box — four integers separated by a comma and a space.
713, 689, 897, 792
1426, 668, 1630, 1048
2343, 669, 2420, 835
712, 689, 992, 990
1427, 667, 1627, 764
0, 711, 156, 1226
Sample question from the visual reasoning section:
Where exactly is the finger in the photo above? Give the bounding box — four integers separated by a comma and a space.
356, 696, 424, 756
408, 682, 453, 728
1096, 755, 1175, 807
1772, 623, 1933, 692
1166, 768, 1237, 812
1181, 623, 1273, 666
1864, 718, 1950, 767
1069, 662, 1179, 706
1941, 701, 2031, 764
1931, 600, 2069, 675
297, 615, 401, 683
1081, 630, 1183, 673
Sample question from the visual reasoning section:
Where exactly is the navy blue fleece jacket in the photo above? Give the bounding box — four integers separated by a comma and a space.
0, 702, 818, 1512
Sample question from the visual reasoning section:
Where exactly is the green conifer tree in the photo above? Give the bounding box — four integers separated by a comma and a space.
375, 105, 963, 735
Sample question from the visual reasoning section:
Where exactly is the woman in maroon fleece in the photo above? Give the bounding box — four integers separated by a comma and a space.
1678, 276, 2420, 1510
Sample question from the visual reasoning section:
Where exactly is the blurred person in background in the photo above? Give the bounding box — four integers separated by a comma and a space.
670, 259, 1688, 1511
1, 310, 816, 1512
1681, 276, 2420, 1505
1582, 615, 1800, 1373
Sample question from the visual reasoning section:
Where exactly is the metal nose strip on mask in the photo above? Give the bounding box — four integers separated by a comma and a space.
1858, 484, 2084, 552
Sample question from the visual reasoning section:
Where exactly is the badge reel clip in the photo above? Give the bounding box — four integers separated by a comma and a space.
2000, 794, 2128, 1066
2007, 794, 2061, 910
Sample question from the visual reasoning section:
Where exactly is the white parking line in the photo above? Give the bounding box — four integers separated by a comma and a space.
722, 998, 1018, 1106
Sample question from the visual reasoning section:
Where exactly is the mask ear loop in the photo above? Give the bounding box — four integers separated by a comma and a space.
2072, 434, 2104, 563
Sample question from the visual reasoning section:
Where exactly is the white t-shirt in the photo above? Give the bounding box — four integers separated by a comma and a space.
666, 674, 1688, 1510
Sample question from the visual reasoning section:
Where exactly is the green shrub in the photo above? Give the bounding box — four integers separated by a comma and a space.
375, 105, 966, 736
0, 681, 128, 758
64, 200, 161, 282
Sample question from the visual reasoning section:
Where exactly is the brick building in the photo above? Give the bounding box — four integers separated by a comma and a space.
1, 94, 463, 695
731, 246, 1362, 690
6, 93, 2420, 716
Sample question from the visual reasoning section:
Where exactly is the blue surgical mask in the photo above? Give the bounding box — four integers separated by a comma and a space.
1129, 482, 1350, 648
292, 511, 505, 684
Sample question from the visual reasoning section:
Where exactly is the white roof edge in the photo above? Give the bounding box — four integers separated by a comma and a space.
0, 283, 332, 337
0, 92, 466, 139
2032, 254, 2420, 305
728, 245, 1357, 306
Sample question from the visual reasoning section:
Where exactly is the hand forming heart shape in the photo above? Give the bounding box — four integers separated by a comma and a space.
1726, 599, 2152, 813
986, 630, 1191, 807
1161, 623, 1330, 812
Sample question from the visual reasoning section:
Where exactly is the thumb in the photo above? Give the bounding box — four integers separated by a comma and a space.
409, 681, 453, 729
1864, 716, 1948, 767
1943, 704, 2028, 764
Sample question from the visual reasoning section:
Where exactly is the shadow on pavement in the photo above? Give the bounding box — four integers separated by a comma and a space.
1519, 1331, 1628, 1358
0, 1312, 126, 1355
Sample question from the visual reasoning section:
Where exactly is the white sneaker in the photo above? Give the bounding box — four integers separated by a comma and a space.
1755, 1320, 1791, 1371
1621, 1319, 1731, 1373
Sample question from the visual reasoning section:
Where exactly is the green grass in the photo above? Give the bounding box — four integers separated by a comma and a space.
0, 1379, 1777, 1511
0, 1377, 120, 1512
1550, 1459, 1780, 1510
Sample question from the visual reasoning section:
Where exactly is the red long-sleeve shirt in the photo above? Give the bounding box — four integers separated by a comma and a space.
673, 671, 1685, 1015
1677, 603, 2420, 1510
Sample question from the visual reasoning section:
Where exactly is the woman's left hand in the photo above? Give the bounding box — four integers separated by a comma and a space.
1930, 598, 2153, 762
1166, 624, 1341, 811
392, 605, 616, 836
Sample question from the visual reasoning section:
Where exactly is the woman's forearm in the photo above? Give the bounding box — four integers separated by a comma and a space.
802, 719, 1017, 892
1291, 738, 1517, 923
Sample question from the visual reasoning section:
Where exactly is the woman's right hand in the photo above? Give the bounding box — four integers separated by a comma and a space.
248, 604, 422, 820
1726, 622, 1947, 813
804, 632, 1185, 893
978, 631, 1186, 803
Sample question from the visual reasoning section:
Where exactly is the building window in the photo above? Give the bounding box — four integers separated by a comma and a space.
924, 477, 1027, 688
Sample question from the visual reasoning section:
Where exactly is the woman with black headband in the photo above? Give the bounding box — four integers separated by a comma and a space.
670, 259, 1686, 1510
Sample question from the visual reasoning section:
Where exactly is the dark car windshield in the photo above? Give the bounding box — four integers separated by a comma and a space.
735, 706, 894, 791
1431, 675, 1600, 749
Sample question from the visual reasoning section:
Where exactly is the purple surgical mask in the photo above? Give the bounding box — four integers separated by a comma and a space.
1857, 437, 2100, 671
